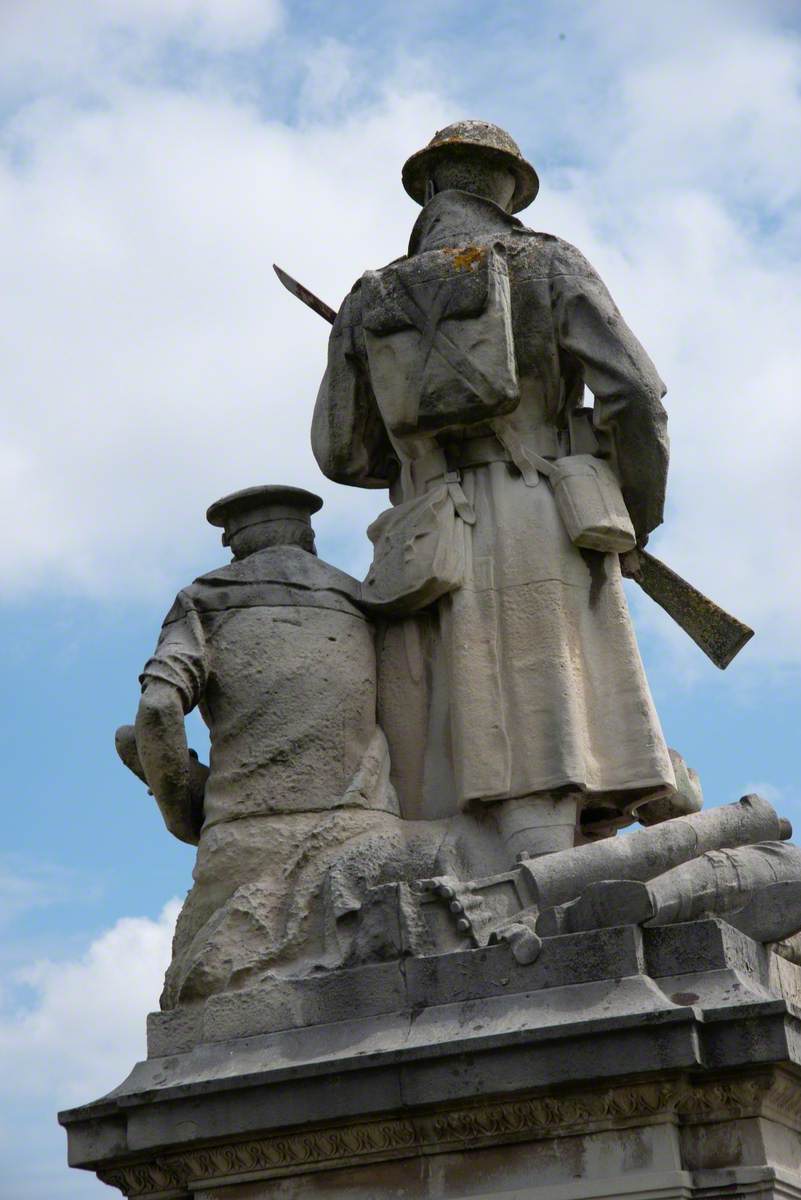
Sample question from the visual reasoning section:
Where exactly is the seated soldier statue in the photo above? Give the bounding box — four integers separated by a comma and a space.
116, 485, 506, 1004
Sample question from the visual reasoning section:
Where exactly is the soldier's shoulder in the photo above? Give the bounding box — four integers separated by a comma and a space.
544, 235, 601, 278
350, 254, 407, 289
333, 277, 366, 327
189, 561, 238, 586
501, 228, 560, 277
177, 564, 241, 608
172, 560, 273, 619
382, 253, 409, 270
511, 226, 559, 245
191, 549, 362, 603
336, 256, 406, 319
158, 583, 203, 626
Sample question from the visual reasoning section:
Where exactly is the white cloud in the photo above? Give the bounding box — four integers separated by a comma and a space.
0, 0, 283, 87
520, 5, 801, 671
538, 177, 801, 668
0, 0, 799, 675
121, 0, 284, 46
298, 37, 358, 116
0, 901, 179, 1199
1, 899, 178, 1100
0, 78, 446, 599
608, 9, 801, 210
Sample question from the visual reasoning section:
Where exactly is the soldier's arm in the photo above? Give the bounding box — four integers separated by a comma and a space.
311, 284, 396, 488
134, 597, 208, 845
549, 241, 669, 541
135, 680, 198, 845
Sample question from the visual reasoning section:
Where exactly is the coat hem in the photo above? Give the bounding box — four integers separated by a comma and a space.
463, 770, 675, 808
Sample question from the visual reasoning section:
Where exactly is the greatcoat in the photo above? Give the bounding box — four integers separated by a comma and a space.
312, 190, 675, 824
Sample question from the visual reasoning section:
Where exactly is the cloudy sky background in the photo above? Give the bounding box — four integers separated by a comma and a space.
2, 1, 800, 1196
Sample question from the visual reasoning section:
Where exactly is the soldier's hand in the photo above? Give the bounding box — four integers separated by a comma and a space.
115, 724, 148, 785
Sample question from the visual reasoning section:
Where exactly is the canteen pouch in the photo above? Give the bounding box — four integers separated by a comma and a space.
361, 242, 519, 436
361, 483, 472, 616
546, 455, 636, 553
490, 421, 635, 553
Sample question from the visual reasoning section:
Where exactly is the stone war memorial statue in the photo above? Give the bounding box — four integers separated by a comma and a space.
61, 123, 801, 1200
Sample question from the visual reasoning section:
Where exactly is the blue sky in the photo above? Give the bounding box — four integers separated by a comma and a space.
2, 2, 801, 1197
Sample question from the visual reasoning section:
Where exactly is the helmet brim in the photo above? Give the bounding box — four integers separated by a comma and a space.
402, 140, 539, 214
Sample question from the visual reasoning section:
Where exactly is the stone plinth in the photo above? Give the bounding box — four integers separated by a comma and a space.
59, 919, 801, 1198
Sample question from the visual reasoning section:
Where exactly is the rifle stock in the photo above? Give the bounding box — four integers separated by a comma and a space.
631, 550, 753, 669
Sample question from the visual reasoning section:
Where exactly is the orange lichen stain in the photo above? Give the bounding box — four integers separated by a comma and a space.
444, 245, 485, 271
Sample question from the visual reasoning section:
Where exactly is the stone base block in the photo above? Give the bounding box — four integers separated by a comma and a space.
88, 1070, 801, 1199
59, 920, 801, 1198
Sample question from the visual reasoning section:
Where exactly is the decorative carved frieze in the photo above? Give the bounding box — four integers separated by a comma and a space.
95, 1067, 801, 1197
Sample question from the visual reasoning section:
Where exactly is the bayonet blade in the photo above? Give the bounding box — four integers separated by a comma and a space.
273, 264, 337, 325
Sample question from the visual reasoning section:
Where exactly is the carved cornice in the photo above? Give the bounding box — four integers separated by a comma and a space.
96, 1068, 801, 1197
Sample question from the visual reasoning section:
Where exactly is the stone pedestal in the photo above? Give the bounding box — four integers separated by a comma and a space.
59, 919, 801, 1198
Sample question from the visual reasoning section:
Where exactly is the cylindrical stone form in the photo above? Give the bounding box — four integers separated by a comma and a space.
520, 794, 787, 911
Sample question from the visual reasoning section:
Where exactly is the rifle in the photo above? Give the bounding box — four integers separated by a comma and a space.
274, 264, 754, 670
621, 549, 752, 669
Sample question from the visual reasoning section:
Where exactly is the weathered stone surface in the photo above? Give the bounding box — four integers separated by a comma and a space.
405, 923, 646, 1010
145, 1006, 203, 1058
645, 918, 766, 979
145, 925, 646, 1055
420, 799, 801, 962
536, 841, 801, 944
201, 960, 408, 1043
402, 119, 540, 213
637, 746, 704, 825
60, 918, 801, 1198
186, 1103, 801, 1199
117, 486, 504, 1006
68, 1062, 801, 1199
526, 795, 786, 914
314, 155, 676, 857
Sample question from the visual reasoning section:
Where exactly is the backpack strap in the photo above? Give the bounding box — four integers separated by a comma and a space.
491, 424, 555, 488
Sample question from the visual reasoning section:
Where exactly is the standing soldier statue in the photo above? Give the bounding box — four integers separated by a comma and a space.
310, 120, 683, 864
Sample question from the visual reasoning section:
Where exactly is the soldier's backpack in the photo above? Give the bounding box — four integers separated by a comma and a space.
361, 242, 520, 435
